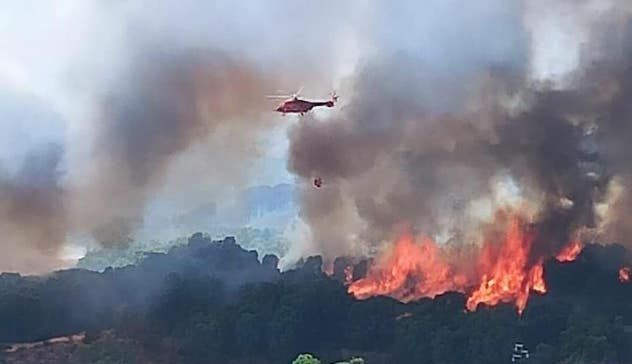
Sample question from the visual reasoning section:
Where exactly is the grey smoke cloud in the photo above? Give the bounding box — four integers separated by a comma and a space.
1, 0, 361, 272
70, 48, 286, 246
287, 3, 632, 263
1, 46, 293, 271
0, 144, 68, 273
3, 0, 632, 273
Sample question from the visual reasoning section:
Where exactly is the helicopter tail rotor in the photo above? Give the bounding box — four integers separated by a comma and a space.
330, 90, 339, 103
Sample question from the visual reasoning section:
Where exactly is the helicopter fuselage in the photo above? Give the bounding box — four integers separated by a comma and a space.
275, 98, 334, 114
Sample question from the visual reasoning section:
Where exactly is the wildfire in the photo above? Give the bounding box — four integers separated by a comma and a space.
619, 267, 630, 283
348, 234, 469, 302
556, 241, 583, 262
348, 215, 548, 314
466, 220, 546, 314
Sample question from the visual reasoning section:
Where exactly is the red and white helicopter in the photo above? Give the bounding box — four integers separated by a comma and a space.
267, 87, 339, 115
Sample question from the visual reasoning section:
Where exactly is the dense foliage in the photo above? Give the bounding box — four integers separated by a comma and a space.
2, 235, 632, 363
77, 228, 288, 272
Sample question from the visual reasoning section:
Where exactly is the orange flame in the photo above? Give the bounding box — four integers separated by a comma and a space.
556, 241, 583, 262
619, 267, 630, 283
466, 219, 546, 314
349, 216, 548, 314
349, 234, 469, 302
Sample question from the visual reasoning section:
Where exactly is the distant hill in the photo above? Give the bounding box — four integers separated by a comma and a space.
244, 183, 296, 219
78, 183, 298, 272
77, 227, 289, 272
166, 183, 297, 232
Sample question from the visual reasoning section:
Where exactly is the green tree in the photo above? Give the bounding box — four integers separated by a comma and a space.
531, 343, 555, 364
175, 313, 225, 364
70, 337, 140, 364
558, 316, 620, 364
292, 353, 321, 364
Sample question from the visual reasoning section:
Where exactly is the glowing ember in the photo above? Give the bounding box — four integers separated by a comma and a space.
466, 219, 546, 314
619, 267, 630, 283
348, 215, 548, 314
556, 241, 583, 262
348, 234, 469, 302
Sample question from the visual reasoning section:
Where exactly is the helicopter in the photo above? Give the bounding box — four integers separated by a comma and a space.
267, 87, 339, 115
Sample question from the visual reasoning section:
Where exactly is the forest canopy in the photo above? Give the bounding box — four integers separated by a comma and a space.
1, 234, 632, 364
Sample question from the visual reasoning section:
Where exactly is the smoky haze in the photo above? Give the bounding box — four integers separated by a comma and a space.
1, 0, 360, 272
0, 144, 68, 273
4, 0, 632, 273
70, 49, 283, 246
1, 0, 379, 273
0, 49, 289, 272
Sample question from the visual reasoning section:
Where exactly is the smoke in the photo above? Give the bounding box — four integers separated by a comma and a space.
67, 49, 281, 245
4, 0, 632, 274
0, 144, 69, 273
0, 46, 294, 271
287, 2, 632, 263
1, 0, 364, 273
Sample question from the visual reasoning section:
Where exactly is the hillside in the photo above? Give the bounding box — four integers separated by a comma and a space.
2, 236, 632, 364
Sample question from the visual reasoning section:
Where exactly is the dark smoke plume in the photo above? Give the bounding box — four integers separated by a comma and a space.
288, 8, 632, 263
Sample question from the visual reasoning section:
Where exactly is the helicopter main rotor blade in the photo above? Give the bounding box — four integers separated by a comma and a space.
293, 86, 304, 98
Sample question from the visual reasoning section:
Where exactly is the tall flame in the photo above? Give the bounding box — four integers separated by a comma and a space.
556, 241, 583, 262
348, 235, 469, 301
348, 215, 549, 313
465, 219, 546, 314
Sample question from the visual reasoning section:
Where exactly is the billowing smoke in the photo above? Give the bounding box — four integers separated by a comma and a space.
287, 3, 632, 264
1, 0, 362, 273
0, 50, 284, 271
69, 49, 281, 245
0, 144, 69, 273
4, 0, 632, 275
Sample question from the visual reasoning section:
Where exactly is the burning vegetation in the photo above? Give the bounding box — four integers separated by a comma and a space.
555, 241, 583, 263
286, 4, 632, 317
348, 233, 469, 303
348, 213, 558, 313
345, 209, 601, 314
465, 217, 547, 314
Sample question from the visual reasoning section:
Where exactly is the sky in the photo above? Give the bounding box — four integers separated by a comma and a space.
0, 0, 617, 271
